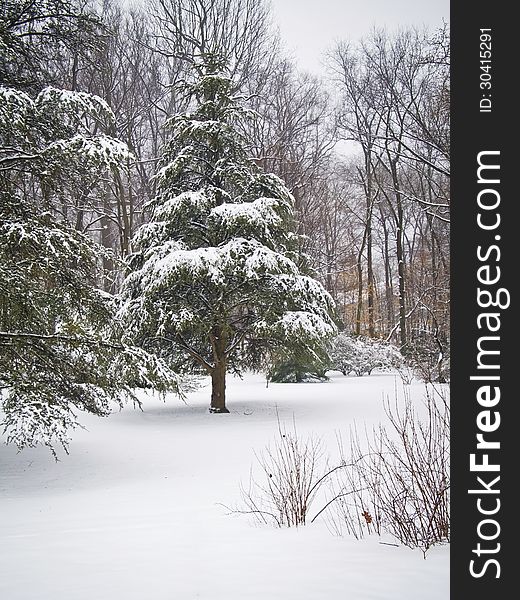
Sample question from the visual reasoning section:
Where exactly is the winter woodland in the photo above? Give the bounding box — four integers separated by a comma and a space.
1, 2, 450, 595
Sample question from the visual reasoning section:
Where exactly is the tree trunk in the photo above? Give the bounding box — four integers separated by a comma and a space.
387, 155, 407, 349
366, 219, 375, 337
355, 257, 363, 336
209, 362, 229, 413
394, 185, 407, 348
380, 207, 394, 337
364, 154, 375, 338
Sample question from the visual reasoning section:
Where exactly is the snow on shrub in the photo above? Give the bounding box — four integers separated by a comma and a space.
329, 334, 403, 376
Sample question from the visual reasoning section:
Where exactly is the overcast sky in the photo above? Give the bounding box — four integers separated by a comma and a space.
269, 0, 449, 73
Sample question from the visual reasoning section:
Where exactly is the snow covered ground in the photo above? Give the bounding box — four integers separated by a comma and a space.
0, 372, 449, 599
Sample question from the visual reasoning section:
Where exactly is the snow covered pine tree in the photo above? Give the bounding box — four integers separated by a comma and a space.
121, 56, 337, 413
0, 86, 179, 453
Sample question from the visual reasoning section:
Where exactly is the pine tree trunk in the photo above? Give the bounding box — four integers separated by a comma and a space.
209, 362, 229, 413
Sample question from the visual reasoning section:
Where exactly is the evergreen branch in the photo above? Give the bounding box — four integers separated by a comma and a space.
173, 333, 213, 372
0, 331, 123, 350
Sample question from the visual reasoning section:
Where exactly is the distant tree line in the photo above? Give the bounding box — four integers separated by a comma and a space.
3, 0, 449, 347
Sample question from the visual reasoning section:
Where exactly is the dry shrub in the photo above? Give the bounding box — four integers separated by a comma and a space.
327, 384, 450, 556
238, 417, 328, 527
232, 385, 449, 558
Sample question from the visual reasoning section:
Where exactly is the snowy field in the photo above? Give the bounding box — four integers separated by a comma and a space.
0, 372, 449, 600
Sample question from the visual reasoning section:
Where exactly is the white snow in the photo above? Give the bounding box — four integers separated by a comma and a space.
154, 190, 212, 221
0, 86, 116, 130
210, 197, 283, 228
137, 237, 299, 290
36, 87, 115, 124
0, 85, 130, 167
46, 134, 132, 166
260, 309, 336, 339
0, 87, 32, 126
0, 372, 449, 600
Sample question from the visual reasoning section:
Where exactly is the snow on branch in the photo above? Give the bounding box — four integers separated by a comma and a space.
35, 87, 116, 126
258, 310, 336, 341
209, 197, 284, 230
135, 237, 299, 292
44, 134, 132, 168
